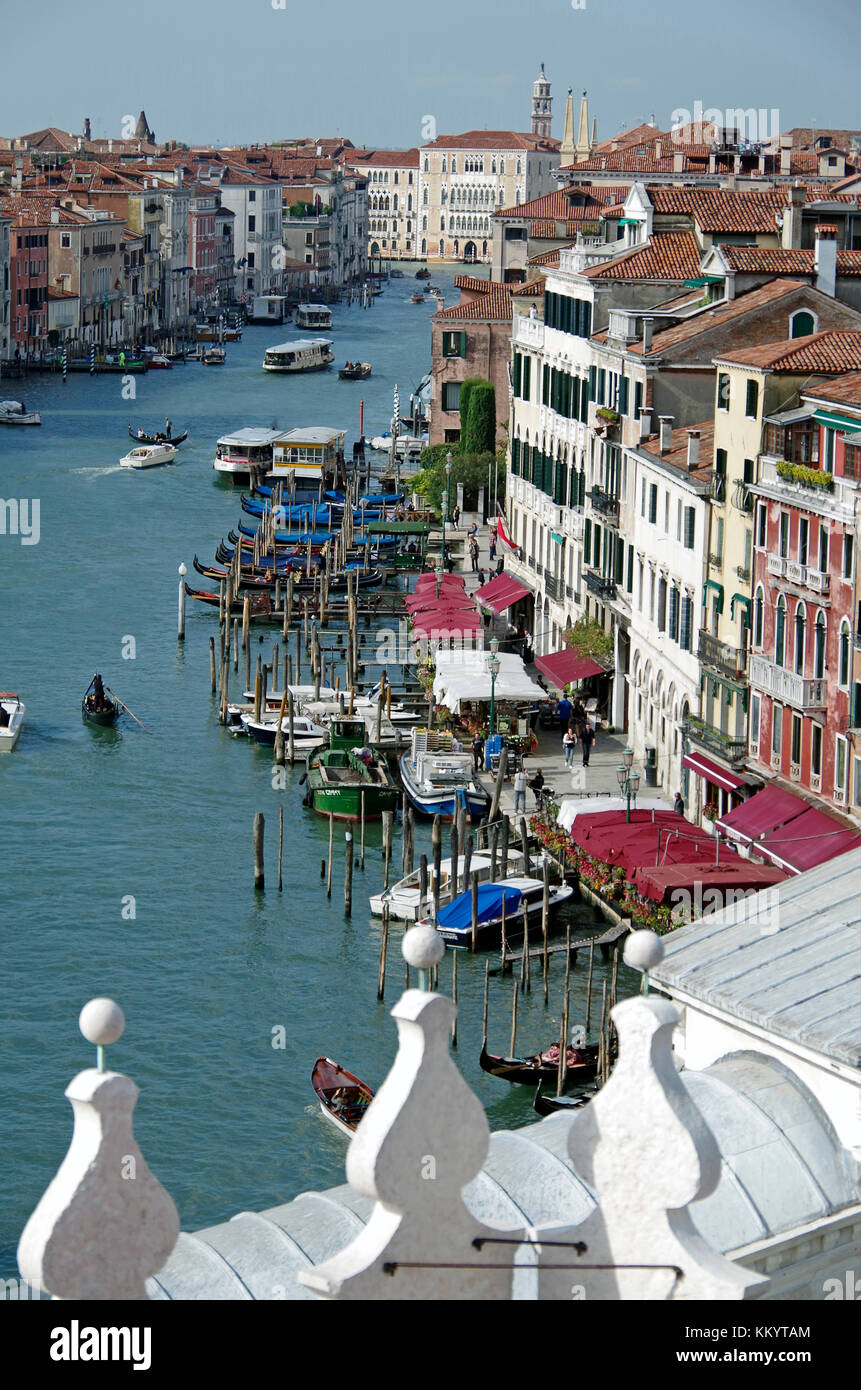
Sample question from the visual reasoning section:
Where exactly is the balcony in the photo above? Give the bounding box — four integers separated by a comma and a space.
755, 455, 857, 526
514, 315, 544, 350
736, 564, 751, 582
585, 570, 617, 601
590, 487, 619, 521
698, 631, 748, 679
748, 654, 827, 710
684, 717, 747, 767
544, 573, 561, 601
732, 480, 753, 513
765, 552, 830, 593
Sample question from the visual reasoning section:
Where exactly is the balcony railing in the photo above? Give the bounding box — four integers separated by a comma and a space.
683, 718, 747, 767
732, 480, 753, 513
590, 487, 619, 521
544, 573, 561, 600
736, 564, 751, 582
585, 570, 617, 601
748, 654, 827, 710
766, 553, 830, 593
698, 631, 748, 679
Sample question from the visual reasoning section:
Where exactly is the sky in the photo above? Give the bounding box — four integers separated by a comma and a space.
1, 0, 859, 151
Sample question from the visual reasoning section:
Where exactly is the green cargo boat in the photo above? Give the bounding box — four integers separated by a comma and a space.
303, 717, 399, 821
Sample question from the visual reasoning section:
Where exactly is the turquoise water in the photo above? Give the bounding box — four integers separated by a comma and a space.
0, 268, 634, 1276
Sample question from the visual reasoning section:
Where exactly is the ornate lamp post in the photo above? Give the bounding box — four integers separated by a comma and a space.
441, 451, 452, 569
616, 746, 640, 824
487, 636, 500, 737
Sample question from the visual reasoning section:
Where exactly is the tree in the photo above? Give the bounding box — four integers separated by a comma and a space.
456, 378, 479, 449
460, 378, 496, 455
410, 448, 503, 514
564, 616, 613, 668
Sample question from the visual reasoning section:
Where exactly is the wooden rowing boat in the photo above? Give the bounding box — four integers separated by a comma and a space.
532, 1082, 596, 1116
478, 1037, 599, 1087
311, 1056, 374, 1136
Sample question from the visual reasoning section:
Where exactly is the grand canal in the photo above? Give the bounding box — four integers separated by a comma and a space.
0, 268, 633, 1275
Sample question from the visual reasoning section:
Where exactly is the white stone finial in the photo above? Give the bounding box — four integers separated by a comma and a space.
80, 997, 125, 1045
18, 1005, 180, 1301
299, 989, 522, 1300
536, 997, 767, 1301
623, 929, 664, 973
402, 924, 445, 970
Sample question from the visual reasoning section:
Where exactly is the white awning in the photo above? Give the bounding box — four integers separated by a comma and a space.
433, 650, 543, 714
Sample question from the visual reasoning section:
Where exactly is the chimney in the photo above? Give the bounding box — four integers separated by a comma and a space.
50, 207, 59, 225
779, 133, 792, 176
654, 140, 662, 161
659, 415, 674, 454
815, 223, 838, 298
686, 429, 701, 470
673, 151, 684, 174
782, 182, 805, 249
108, 138, 113, 153
639, 405, 652, 440
642, 317, 653, 353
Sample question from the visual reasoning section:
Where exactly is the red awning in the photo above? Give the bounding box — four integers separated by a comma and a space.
682, 751, 746, 794
630, 860, 786, 904
473, 573, 532, 615
755, 808, 861, 874
534, 649, 606, 689
715, 784, 809, 845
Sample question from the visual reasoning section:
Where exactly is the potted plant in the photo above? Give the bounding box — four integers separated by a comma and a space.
702, 802, 718, 833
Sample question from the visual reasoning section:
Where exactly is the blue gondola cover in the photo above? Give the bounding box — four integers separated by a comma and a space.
436, 884, 523, 931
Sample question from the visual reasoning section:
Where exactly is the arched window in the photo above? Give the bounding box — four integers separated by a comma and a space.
439, 239, 445, 256
422, 187, 428, 206
790, 309, 817, 339
407, 194, 412, 211
499, 157, 505, 174
753, 584, 764, 647
840, 619, 851, 685
442, 156, 447, 173
451, 156, 456, 173
516, 157, 522, 175
775, 595, 786, 667
423, 156, 429, 173
421, 238, 427, 254
393, 194, 398, 210
794, 602, 806, 675
814, 610, 827, 678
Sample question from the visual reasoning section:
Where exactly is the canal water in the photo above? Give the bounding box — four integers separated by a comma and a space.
0, 266, 635, 1276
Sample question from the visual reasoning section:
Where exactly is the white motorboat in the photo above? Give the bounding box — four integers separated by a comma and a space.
400, 728, 489, 819
0, 692, 25, 750
119, 443, 177, 469
238, 712, 329, 748
369, 848, 537, 920
0, 399, 41, 426
421, 876, 575, 949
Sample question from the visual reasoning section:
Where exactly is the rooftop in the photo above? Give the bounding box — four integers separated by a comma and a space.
629, 279, 811, 357
423, 130, 559, 152
638, 418, 716, 480
582, 231, 702, 283
715, 329, 861, 373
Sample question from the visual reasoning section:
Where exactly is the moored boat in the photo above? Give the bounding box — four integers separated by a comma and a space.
428, 876, 574, 949
399, 729, 489, 820
303, 718, 399, 820
479, 1034, 600, 1087
369, 847, 533, 920
338, 362, 372, 381
311, 1057, 374, 1136
202, 346, 226, 365
0, 692, 25, 750
120, 443, 177, 469
0, 399, 41, 426
533, 1082, 597, 1116
239, 712, 328, 748
81, 674, 120, 727
410, 293, 425, 303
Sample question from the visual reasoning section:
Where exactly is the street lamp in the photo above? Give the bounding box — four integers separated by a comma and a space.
441, 488, 449, 574
487, 636, 500, 737
435, 553, 444, 600
616, 747, 640, 823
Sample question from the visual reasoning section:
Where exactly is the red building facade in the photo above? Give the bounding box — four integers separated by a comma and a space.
189, 189, 218, 311
747, 402, 860, 808
5, 208, 49, 354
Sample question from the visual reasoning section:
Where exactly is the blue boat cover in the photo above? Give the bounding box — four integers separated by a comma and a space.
436, 883, 523, 930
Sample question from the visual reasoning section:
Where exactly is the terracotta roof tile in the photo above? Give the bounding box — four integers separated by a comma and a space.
805, 371, 861, 408
423, 130, 559, 152
510, 277, 546, 297
715, 329, 861, 373
583, 231, 702, 282
630, 279, 810, 356
434, 282, 513, 321
717, 245, 861, 277
639, 419, 716, 478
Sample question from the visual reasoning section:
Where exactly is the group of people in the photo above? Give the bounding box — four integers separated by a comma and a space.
513, 766, 547, 814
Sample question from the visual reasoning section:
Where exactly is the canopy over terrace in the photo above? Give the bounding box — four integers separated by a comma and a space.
473, 572, 533, 615
630, 860, 786, 905
716, 785, 861, 874
568, 808, 740, 888
535, 649, 607, 691
433, 649, 544, 714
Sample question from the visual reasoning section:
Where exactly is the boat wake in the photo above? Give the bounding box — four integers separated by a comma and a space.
70, 465, 127, 477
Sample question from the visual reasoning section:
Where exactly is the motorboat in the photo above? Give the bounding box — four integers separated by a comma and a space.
424, 877, 575, 949
369, 848, 535, 920
0, 399, 41, 426
0, 692, 25, 750
338, 362, 372, 381
119, 443, 177, 469
202, 346, 226, 365
146, 354, 173, 369
238, 712, 328, 748
399, 728, 489, 820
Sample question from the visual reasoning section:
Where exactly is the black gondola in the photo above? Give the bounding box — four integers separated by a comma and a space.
128, 427, 188, 446
478, 1037, 599, 1087
533, 1082, 597, 1117
81, 674, 120, 727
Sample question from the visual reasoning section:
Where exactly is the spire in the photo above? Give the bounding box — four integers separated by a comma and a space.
576, 90, 591, 162
591, 115, 598, 150
560, 89, 576, 165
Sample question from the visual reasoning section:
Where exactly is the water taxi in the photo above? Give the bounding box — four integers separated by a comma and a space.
119, 443, 177, 469
0, 399, 41, 426
294, 303, 333, 330
262, 338, 334, 373
399, 728, 489, 820
0, 692, 25, 751
213, 427, 281, 482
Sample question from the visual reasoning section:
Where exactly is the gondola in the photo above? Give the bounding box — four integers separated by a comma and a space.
410, 293, 425, 304
311, 1056, 374, 1137
128, 427, 188, 446
533, 1082, 597, 1117
338, 362, 372, 381
478, 1037, 599, 1087
415, 267, 431, 279
81, 674, 120, 727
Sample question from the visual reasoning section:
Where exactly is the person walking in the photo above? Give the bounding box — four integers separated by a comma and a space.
557, 694, 572, 730
579, 720, 596, 768
489, 535, 497, 562
469, 537, 479, 572
472, 732, 485, 773
476, 566, 486, 586
513, 767, 527, 815
452, 504, 460, 527
563, 725, 576, 767
529, 767, 545, 809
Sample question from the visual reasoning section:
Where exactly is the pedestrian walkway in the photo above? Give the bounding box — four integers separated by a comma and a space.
493, 725, 634, 819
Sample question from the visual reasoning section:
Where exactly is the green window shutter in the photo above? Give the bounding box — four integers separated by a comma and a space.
668, 585, 679, 640
649, 485, 657, 525
511, 439, 520, 476
684, 506, 695, 549
634, 380, 643, 419
513, 352, 521, 396
542, 363, 550, 405
584, 517, 592, 560
619, 376, 629, 416
459, 331, 466, 357
524, 356, 531, 400
597, 369, 606, 404
615, 535, 624, 583
589, 365, 597, 401
626, 544, 634, 593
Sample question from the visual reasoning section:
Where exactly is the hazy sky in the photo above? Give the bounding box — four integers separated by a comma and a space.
2, 0, 859, 150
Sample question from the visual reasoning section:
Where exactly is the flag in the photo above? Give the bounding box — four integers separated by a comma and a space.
497, 515, 518, 551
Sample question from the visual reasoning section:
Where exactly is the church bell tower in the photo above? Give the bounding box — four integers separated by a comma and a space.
531, 64, 552, 139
